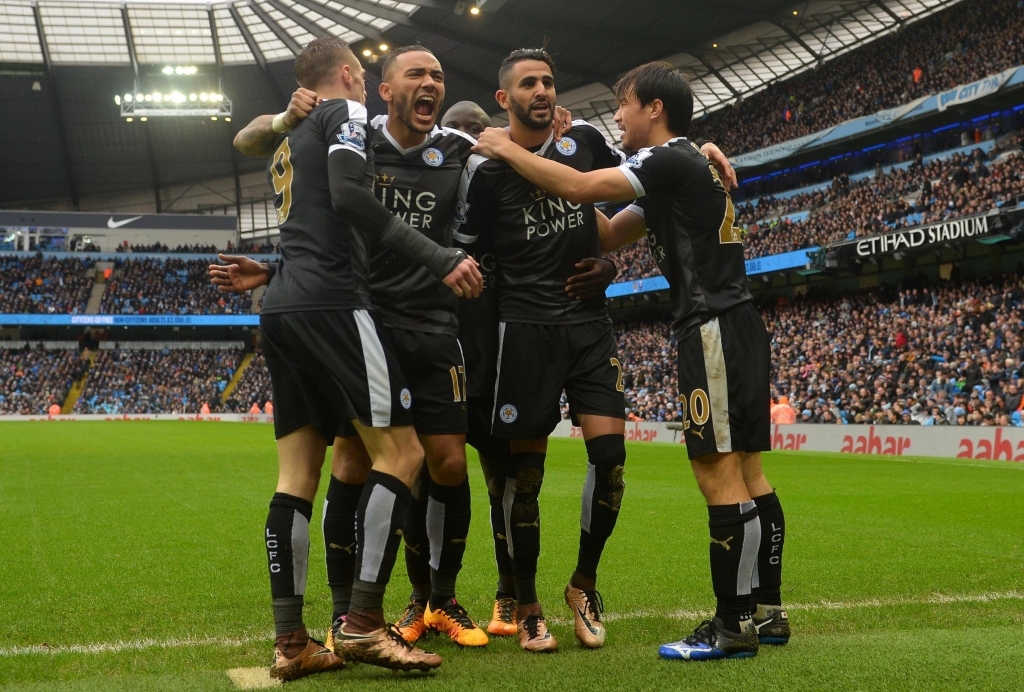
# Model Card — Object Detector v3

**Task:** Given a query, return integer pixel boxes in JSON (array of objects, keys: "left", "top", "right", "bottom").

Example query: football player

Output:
[{"left": 472, "top": 60, "right": 787, "bottom": 661}]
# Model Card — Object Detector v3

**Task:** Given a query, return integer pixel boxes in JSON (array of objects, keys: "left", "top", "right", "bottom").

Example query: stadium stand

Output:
[
  {"left": 605, "top": 273, "right": 1024, "bottom": 427},
  {"left": 0, "top": 255, "right": 94, "bottom": 314},
  {"left": 223, "top": 349, "right": 272, "bottom": 413},
  {"left": 690, "top": 0, "right": 1024, "bottom": 156},
  {"left": 0, "top": 345, "right": 87, "bottom": 415},
  {"left": 74, "top": 346, "right": 243, "bottom": 414},
  {"left": 117, "top": 242, "right": 234, "bottom": 254},
  {"left": 99, "top": 258, "right": 252, "bottom": 315},
  {"left": 608, "top": 136, "right": 1024, "bottom": 275}
]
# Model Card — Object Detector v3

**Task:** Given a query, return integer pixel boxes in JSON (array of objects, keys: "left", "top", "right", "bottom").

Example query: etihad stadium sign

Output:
[{"left": 853, "top": 214, "right": 990, "bottom": 258}]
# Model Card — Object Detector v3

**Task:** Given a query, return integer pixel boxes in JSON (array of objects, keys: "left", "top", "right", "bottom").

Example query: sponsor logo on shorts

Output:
[
  {"left": 499, "top": 404, "right": 518, "bottom": 423},
  {"left": 556, "top": 138, "right": 577, "bottom": 156},
  {"left": 400, "top": 388, "right": 412, "bottom": 409},
  {"left": 422, "top": 147, "right": 445, "bottom": 166}
]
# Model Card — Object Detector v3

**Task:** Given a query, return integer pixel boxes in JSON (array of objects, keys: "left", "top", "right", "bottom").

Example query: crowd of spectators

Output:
[
  {"left": 74, "top": 348, "right": 242, "bottom": 414},
  {"left": 608, "top": 141, "right": 1024, "bottom": 278},
  {"left": 690, "top": 0, "right": 1024, "bottom": 155},
  {"left": 767, "top": 272, "right": 1024, "bottom": 426},
  {"left": 741, "top": 145, "right": 1024, "bottom": 259},
  {"left": 0, "top": 255, "right": 94, "bottom": 314},
  {"left": 100, "top": 258, "right": 252, "bottom": 315},
  {"left": 240, "top": 240, "right": 278, "bottom": 254},
  {"left": 0, "top": 346, "right": 87, "bottom": 414},
  {"left": 223, "top": 350, "right": 273, "bottom": 414},
  {"left": 597, "top": 272, "right": 1024, "bottom": 427},
  {"left": 116, "top": 241, "right": 234, "bottom": 254}
]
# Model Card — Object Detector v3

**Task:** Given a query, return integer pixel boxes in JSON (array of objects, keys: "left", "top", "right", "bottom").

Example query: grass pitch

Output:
[{"left": 1, "top": 421, "right": 1021, "bottom": 691}]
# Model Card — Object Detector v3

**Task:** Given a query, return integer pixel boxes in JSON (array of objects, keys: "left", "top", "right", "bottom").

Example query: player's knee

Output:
[
  {"left": 586, "top": 434, "right": 626, "bottom": 512},
  {"left": 427, "top": 449, "right": 468, "bottom": 486}
]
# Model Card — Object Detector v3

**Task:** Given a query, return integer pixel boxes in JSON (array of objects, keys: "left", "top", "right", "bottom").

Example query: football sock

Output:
[
  {"left": 751, "top": 490, "right": 786, "bottom": 608},
  {"left": 488, "top": 487, "right": 516, "bottom": 598},
  {"left": 265, "top": 492, "right": 313, "bottom": 636},
  {"left": 504, "top": 451, "right": 545, "bottom": 606},
  {"left": 402, "top": 473, "right": 432, "bottom": 603},
  {"left": 707, "top": 500, "right": 760, "bottom": 632},
  {"left": 427, "top": 476, "right": 472, "bottom": 609},
  {"left": 349, "top": 470, "right": 411, "bottom": 625},
  {"left": 575, "top": 434, "right": 626, "bottom": 582},
  {"left": 322, "top": 476, "right": 362, "bottom": 622}
]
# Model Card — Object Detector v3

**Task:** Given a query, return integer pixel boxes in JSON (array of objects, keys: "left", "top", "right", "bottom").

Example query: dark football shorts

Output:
[
  {"left": 676, "top": 301, "right": 771, "bottom": 458},
  {"left": 466, "top": 395, "right": 510, "bottom": 460},
  {"left": 337, "top": 328, "right": 468, "bottom": 438},
  {"left": 491, "top": 320, "right": 626, "bottom": 439},
  {"left": 260, "top": 309, "right": 413, "bottom": 443}
]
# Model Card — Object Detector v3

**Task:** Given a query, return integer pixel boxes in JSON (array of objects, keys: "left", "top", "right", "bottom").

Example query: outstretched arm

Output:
[
  {"left": 472, "top": 128, "right": 636, "bottom": 205},
  {"left": 233, "top": 88, "right": 319, "bottom": 156}
]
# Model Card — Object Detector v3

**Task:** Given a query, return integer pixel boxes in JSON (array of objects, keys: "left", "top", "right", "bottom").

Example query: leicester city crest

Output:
[
  {"left": 556, "top": 138, "right": 577, "bottom": 156},
  {"left": 499, "top": 404, "right": 518, "bottom": 423},
  {"left": 400, "top": 388, "right": 412, "bottom": 409},
  {"left": 422, "top": 147, "right": 445, "bottom": 166}
]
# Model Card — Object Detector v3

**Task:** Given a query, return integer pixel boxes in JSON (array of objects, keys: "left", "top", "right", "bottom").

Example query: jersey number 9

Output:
[{"left": 272, "top": 138, "right": 294, "bottom": 225}]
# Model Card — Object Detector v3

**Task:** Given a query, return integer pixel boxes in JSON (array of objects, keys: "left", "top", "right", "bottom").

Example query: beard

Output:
[
  {"left": 394, "top": 91, "right": 437, "bottom": 135},
  {"left": 509, "top": 95, "right": 553, "bottom": 131}
]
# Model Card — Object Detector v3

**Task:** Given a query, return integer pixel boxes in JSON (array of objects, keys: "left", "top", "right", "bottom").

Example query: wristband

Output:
[{"left": 272, "top": 112, "right": 293, "bottom": 134}]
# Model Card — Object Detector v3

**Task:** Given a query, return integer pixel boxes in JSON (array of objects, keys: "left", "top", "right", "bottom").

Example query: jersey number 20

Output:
[{"left": 272, "top": 138, "right": 294, "bottom": 225}]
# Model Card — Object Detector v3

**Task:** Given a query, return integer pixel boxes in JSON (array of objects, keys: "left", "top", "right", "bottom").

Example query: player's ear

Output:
[
  {"left": 648, "top": 98, "right": 664, "bottom": 122},
  {"left": 379, "top": 80, "right": 392, "bottom": 103},
  {"left": 495, "top": 89, "right": 509, "bottom": 111}
]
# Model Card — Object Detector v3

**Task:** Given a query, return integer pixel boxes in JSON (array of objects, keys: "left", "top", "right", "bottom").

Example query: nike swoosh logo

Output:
[
  {"left": 754, "top": 620, "right": 770, "bottom": 632},
  {"left": 107, "top": 215, "right": 143, "bottom": 229},
  {"left": 575, "top": 605, "right": 600, "bottom": 635}
]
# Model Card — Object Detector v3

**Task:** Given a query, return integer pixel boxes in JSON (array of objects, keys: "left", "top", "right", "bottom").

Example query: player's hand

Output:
[
  {"left": 552, "top": 106, "right": 573, "bottom": 141},
  {"left": 472, "top": 127, "right": 513, "bottom": 159},
  {"left": 443, "top": 257, "right": 484, "bottom": 298},
  {"left": 209, "top": 254, "right": 271, "bottom": 293},
  {"left": 701, "top": 142, "right": 737, "bottom": 190},
  {"left": 566, "top": 257, "right": 617, "bottom": 300},
  {"left": 283, "top": 88, "right": 319, "bottom": 130}
]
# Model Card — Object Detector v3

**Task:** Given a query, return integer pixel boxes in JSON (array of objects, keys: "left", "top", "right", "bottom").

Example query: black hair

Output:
[
  {"left": 614, "top": 61, "right": 694, "bottom": 137},
  {"left": 498, "top": 48, "right": 556, "bottom": 90},
  {"left": 294, "top": 37, "right": 355, "bottom": 90},
  {"left": 381, "top": 44, "right": 436, "bottom": 82}
]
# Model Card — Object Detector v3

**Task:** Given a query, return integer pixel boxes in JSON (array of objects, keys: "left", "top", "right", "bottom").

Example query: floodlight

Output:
[{"left": 114, "top": 95, "right": 121, "bottom": 105}]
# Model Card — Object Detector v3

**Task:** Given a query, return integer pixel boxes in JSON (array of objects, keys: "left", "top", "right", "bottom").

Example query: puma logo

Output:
[
  {"left": 710, "top": 535, "right": 733, "bottom": 550},
  {"left": 496, "top": 532, "right": 507, "bottom": 541},
  {"left": 690, "top": 426, "right": 705, "bottom": 440},
  {"left": 450, "top": 538, "right": 466, "bottom": 544},
  {"left": 406, "top": 542, "right": 422, "bottom": 555},
  {"left": 395, "top": 528, "right": 404, "bottom": 538},
  {"left": 329, "top": 542, "right": 355, "bottom": 554},
  {"left": 515, "top": 518, "right": 540, "bottom": 529}
]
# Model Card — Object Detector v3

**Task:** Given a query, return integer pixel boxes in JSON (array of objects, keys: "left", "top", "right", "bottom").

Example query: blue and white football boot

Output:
[{"left": 658, "top": 617, "right": 759, "bottom": 661}]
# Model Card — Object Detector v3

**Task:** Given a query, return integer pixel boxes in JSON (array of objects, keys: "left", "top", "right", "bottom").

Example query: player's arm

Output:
[
  {"left": 233, "top": 89, "right": 319, "bottom": 156},
  {"left": 601, "top": 206, "right": 647, "bottom": 253},
  {"left": 473, "top": 127, "right": 636, "bottom": 204},
  {"left": 327, "top": 148, "right": 483, "bottom": 297}
]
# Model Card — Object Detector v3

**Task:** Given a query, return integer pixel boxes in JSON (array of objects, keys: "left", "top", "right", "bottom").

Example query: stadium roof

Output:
[{"left": 0, "top": 0, "right": 962, "bottom": 208}]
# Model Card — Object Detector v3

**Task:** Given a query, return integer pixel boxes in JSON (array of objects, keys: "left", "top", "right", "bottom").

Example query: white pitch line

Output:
[
  {"left": 227, "top": 667, "right": 281, "bottom": 689},
  {"left": 546, "top": 590, "right": 1024, "bottom": 626},
  {"left": 2, "top": 590, "right": 1021, "bottom": 658}
]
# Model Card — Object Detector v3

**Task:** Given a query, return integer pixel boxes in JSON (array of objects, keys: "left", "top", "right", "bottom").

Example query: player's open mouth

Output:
[
  {"left": 414, "top": 96, "right": 435, "bottom": 120},
  {"left": 531, "top": 101, "right": 551, "bottom": 116}
]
